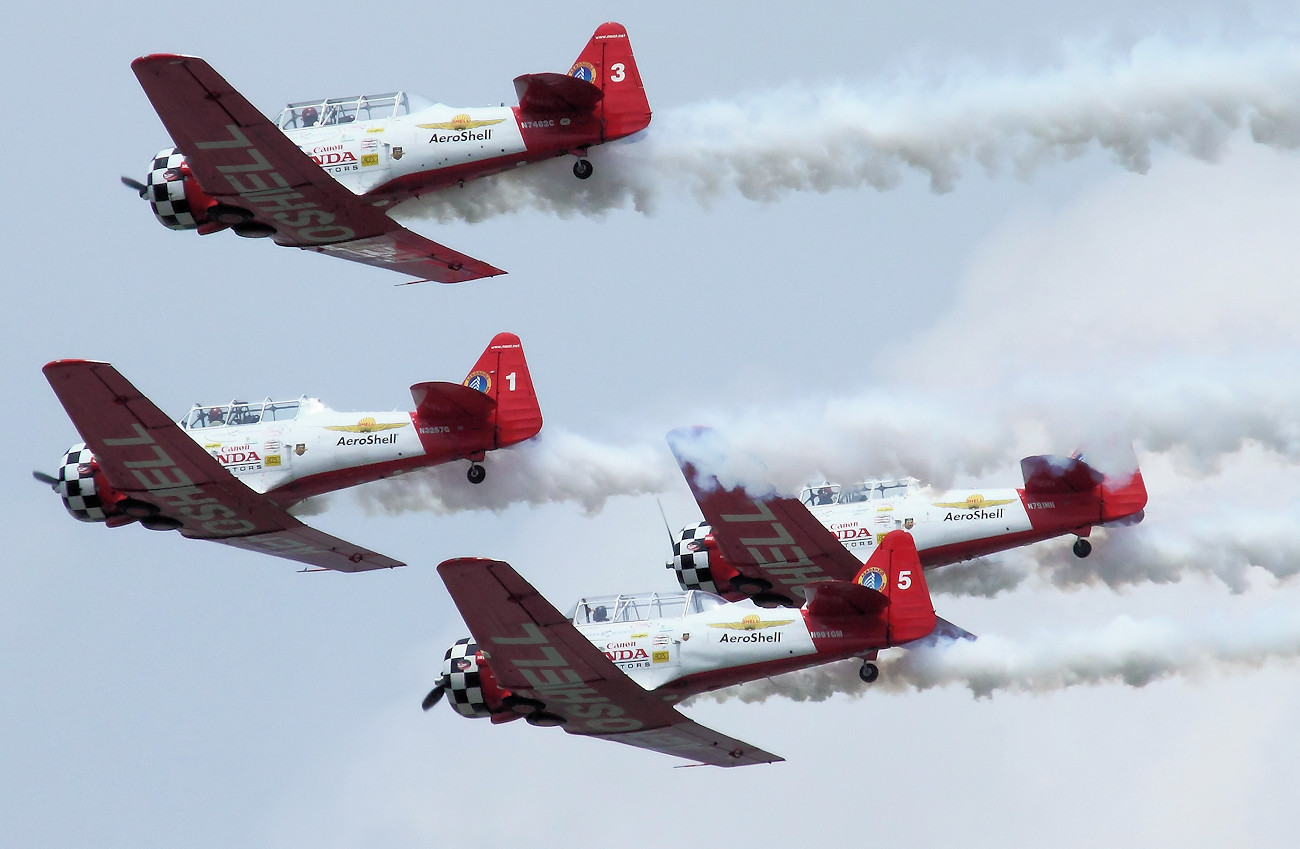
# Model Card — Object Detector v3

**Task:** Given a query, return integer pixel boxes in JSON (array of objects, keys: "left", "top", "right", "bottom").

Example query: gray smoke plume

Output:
[
  {"left": 688, "top": 606, "right": 1300, "bottom": 704},
  {"left": 398, "top": 39, "right": 1300, "bottom": 223}
]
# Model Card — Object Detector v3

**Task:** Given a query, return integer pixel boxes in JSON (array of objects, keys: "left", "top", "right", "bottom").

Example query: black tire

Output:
[
  {"left": 730, "top": 574, "right": 772, "bottom": 595},
  {"left": 858, "top": 662, "right": 879, "bottom": 684},
  {"left": 572, "top": 158, "right": 594, "bottom": 179},
  {"left": 525, "top": 711, "right": 567, "bottom": 728},
  {"left": 467, "top": 464, "right": 486, "bottom": 485},
  {"left": 208, "top": 204, "right": 253, "bottom": 225},
  {"left": 139, "top": 515, "right": 183, "bottom": 531},
  {"left": 232, "top": 221, "right": 276, "bottom": 239},
  {"left": 116, "top": 498, "right": 159, "bottom": 519},
  {"left": 1072, "top": 538, "right": 1092, "bottom": 558},
  {"left": 502, "top": 695, "right": 545, "bottom": 715},
  {"left": 751, "top": 592, "right": 795, "bottom": 609}
]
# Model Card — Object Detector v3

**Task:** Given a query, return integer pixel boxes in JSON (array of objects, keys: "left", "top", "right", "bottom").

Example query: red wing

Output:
[
  {"left": 131, "top": 54, "right": 503, "bottom": 283},
  {"left": 438, "top": 558, "right": 782, "bottom": 767},
  {"left": 43, "top": 360, "right": 402, "bottom": 572},
  {"left": 667, "top": 427, "right": 863, "bottom": 600}
]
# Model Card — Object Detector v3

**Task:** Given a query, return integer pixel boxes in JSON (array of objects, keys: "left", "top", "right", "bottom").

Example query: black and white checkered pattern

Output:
[
  {"left": 670, "top": 522, "right": 718, "bottom": 593},
  {"left": 57, "top": 443, "right": 106, "bottom": 522},
  {"left": 145, "top": 148, "right": 198, "bottom": 230},
  {"left": 442, "top": 638, "right": 490, "bottom": 718}
]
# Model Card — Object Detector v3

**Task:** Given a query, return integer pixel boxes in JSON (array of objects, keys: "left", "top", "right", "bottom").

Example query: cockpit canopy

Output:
[
  {"left": 275, "top": 92, "right": 410, "bottom": 130},
  {"left": 800, "top": 477, "right": 923, "bottom": 506},
  {"left": 568, "top": 590, "right": 725, "bottom": 625},
  {"left": 180, "top": 397, "right": 312, "bottom": 430}
]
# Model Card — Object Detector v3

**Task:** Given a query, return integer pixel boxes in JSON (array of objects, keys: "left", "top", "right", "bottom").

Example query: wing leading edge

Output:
[
  {"left": 131, "top": 53, "right": 503, "bottom": 283},
  {"left": 437, "top": 557, "right": 782, "bottom": 767},
  {"left": 43, "top": 359, "right": 402, "bottom": 572},
  {"left": 667, "top": 427, "right": 863, "bottom": 602}
]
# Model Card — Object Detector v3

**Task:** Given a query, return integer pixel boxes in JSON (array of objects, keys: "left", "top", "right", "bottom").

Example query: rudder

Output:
[
  {"left": 854, "top": 530, "right": 937, "bottom": 645},
  {"left": 568, "top": 22, "right": 651, "bottom": 140},
  {"left": 464, "top": 333, "right": 542, "bottom": 448}
]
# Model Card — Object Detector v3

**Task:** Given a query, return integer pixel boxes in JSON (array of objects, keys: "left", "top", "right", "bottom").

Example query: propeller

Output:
[
  {"left": 32, "top": 470, "right": 59, "bottom": 490},
  {"left": 120, "top": 175, "right": 148, "bottom": 198},
  {"left": 421, "top": 674, "right": 448, "bottom": 711}
]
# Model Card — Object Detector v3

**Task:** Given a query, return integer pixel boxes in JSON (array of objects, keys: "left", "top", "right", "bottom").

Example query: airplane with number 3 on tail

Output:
[
  {"left": 423, "top": 526, "right": 965, "bottom": 767},
  {"left": 125, "top": 23, "right": 650, "bottom": 282},
  {"left": 34, "top": 333, "right": 541, "bottom": 573}
]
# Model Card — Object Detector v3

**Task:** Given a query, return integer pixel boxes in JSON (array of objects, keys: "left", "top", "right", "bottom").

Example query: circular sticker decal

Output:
[
  {"left": 464, "top": 371, "right": 492, "bottom": 393},
  {"left": 569, "top": 61, "right": 595, "bottom": 82},
  {"left": 856, "top": 566, "right": 887, "bottom": 591}
]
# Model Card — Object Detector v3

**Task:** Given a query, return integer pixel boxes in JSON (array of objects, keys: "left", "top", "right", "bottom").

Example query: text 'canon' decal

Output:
[
  {"left": 717, "top": 498, "right": 829, "bottom": 588},
  {"left": 101, "top": 423, "right": 256, "bottom": 536},
  {"left": 194, "top": 124, "right": 355, "bottom": 243},
  {"left": 491, "top": 622, "right": 643, "bottom": 734}
]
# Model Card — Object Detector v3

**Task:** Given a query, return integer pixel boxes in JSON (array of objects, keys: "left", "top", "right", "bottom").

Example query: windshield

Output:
[
  {"left": 801, "top": 477, "right": 922, "bottom": 505},
  {"left": 568, "top": 590, "right": 725, "bottom": 625},
  {"left": 181, "top": 398, "right": 302, "bottom": 430},
  {"left": 275, "top": 92, "right": 410, "bottom": 130}
]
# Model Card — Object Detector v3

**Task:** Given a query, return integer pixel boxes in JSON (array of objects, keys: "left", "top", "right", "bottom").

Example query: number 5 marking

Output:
[
  {"left": 897, "top": 570, "right": 912, "bottom": 590},
  {"left": 610, "top": 62, "right": 626, "bottom": 83}
]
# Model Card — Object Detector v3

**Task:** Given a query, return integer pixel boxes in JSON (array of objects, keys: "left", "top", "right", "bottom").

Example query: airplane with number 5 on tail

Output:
[
  {"left": 34, "top": 333, "right": 541, "bottom": 573},
  {"left": 423, "top": 528, "right": 965, "bottom": 767},
  {"left": 666, "top": 427, "right": 1147, "bottom": 604},
  {"left": 126, "top": 23, "right": 650, "bottom": 282}
]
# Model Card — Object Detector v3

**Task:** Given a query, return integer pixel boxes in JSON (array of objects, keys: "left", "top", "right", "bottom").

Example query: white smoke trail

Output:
[
  {"left": 352, "top": 429, "right": 675, "bottom": 516},
  {"left": 688, "top": 605, "right": 1300, "bottom": 704},
  {"left": 398, "top": 39, "right": 1300, "bottom": 223}
]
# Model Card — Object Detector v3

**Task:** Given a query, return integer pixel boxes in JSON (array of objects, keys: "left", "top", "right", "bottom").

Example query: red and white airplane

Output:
[
  {"left": 127, "top": 22, "right": 650, "bottom": 282},
  {"left": 666, "top": 428, "right": 1148, "bottom": 605},
  {"left": 425, "top": 529, "right": 950, "bottom": 767},
  {"left": 35, "top": 333, "right": 541, "bottom": 572}
]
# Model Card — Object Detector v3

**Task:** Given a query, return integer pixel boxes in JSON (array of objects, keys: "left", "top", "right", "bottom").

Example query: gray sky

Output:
[{"left": 5, "top": 2, "right": 1300, "bottom": 847}]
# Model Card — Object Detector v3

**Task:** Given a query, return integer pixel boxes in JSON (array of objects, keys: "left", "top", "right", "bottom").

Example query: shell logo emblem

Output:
[
  {"left": 933, "top": 493, "right": 1016, "bottom": 509},
  {"left": 417, "top": 114, "right": 506, "bottom": 131},
  {"left": 325, "top": 417, "right": 409, "bottom": 433},
  {"left": 707, "top": 614, "right": 794, "bottom": 631}
]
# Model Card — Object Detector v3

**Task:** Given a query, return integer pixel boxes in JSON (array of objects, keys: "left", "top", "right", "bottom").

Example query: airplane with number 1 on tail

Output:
[
  {"left": 34, "top": 333, "right": 541, "bottom": 573},
  {"left": 126, "top": 22, "right": 650, "bottom": 282}
]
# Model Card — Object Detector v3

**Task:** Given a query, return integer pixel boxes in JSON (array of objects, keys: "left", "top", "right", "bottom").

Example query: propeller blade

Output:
[
  {"left": 32, "top": 470, "right": 59, "bottom": 489},
  {"left": 656, "top": 498, "right": 675, "bottom": 549},
  {"left": 421, "top": 676, "right": 447, "bottom": 711},
  {"left": 120, "top": 175, "right": 148, "bottom": 198}
]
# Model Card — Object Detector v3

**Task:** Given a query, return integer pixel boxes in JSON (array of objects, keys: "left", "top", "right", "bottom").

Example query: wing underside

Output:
[
  {"left": 43, "top": 359, "right": 402, "bottom": 572},
  {"left": 438, "top": 557, "right": 782, "bottom": 767},
  {"left": 132, "top": 53, "right": 503, "bottom": 283}
]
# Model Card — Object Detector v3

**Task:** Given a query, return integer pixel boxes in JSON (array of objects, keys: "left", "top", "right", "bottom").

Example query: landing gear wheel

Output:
[
  {"left": 139, "top": 515, "right": 183, "bottom": 531},
  {"left": 502, "top": 695, "right": 545, "bottom": 715},
  {"left": 117, "top": 498, "right": 159, "bottom": 519},
  {"left": 572, "top": 158, "right": 593, "bottom": 179},
  {"left": 751, "top": 592, "right": 795, "bottom": 609},
  {"left": 208, "top": 204, "right": 253, "bottom": 226},
  {"left": 525, "top": 711, "right": 567, "bottom": 728},
  {"left": 232, "top": 221, "right": 276, "bottom": 238},
  {"left": 858, "top": 662, "right": 879, "bottom": 684},
  {"left": 1072, "top": 538, "right": 1092, "bottom": 558},
  {"left": 729, "top": 575, "right": 772, "bottom": 596},
  {"left": 467, "top": 464, "right": 486, "bottom": 485}
]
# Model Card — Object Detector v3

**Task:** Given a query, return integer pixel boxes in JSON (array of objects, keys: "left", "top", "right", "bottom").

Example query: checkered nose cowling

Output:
[
  {"left": 442, "top": 639, "right": 491, "bottom": 718},
  {"left": 669, "top": 522, "right": 719, "bottom": 593},
  {"left": 145, "top": 148, "right": 200, "bottom": 231},
  {"left": 56, "top": 443, "right": 107, "bottom": 523}
]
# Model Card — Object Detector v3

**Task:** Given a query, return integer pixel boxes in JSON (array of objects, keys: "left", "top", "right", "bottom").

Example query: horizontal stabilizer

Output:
[
  {"left": 1020, "top": 454, "right": 1105, "bottom": 494},
  {"left": 513, "top": 72, "right": 604, "bottom": 113},
  {"left": 410, "top": 381, "right": 496, "bottom": 423},
  {"left": 805, "top": 580, "right": 888, "bottom": 619}
]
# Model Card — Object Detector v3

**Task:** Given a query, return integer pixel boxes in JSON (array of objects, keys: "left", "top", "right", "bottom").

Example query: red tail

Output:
[
  {"left": 855, "top": 531, "right": 936, "bottom": 645},
  {"left": 568, "top": 22, "right": 651, "bottom": 140},
  {"left": 463, "top": 332, "right": 542, "bottom": 448}
]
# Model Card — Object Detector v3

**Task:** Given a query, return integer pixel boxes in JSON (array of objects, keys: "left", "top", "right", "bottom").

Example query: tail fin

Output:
[
  {"left": 1099, "top": 446, "right": 1147, "bottom": 525},
  {"left": 855, "top": 530, "right": 937, "bottom": 645},
  {"left": 568, "top": 22, "right": 651, "bottom": 140},
  {"left": 463, "top": 332, "right": 542, "bottom": 448}
]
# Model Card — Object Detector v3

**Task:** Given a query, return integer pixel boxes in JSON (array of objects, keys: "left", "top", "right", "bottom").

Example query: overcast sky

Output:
[{"left": 5, "top": 2, "right": 1300, "bottom": 848}]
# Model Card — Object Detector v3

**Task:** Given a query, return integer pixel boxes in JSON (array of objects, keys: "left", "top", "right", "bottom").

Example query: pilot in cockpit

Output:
[{"left": 301, "top": 106, "right": 319, "bottom": 127}]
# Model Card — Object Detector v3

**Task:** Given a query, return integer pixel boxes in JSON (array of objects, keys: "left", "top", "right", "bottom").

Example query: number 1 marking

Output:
[{"left": 506, "top": 372, "right": 517, "bottom": 391}]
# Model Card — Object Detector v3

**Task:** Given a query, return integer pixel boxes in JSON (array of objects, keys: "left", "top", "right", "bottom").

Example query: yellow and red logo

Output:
[{"left": 417, "top": 114, "right": 505, "bottom": 131}]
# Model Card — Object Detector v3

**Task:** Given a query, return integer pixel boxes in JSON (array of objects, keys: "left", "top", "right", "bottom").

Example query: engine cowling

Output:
[
  {"left": 145, "top": 148, "right": 214, "bottom": 231},
  {"left": 668, "top": 522, "right": 740, "bottom": 595},
  {"left": 56, "top": 442, "right": 109, "bottom": 522},
  {"left": 441, "top": 638, "right": 503, "bottom": 719}
]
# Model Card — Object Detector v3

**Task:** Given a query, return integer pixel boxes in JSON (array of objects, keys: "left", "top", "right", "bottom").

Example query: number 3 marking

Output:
[
  {"left": 897, "top": 570, "right": 912, "bottom": 590},
  {"left": 610, "top": 63, "right": 626, "bottom": 83}
]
